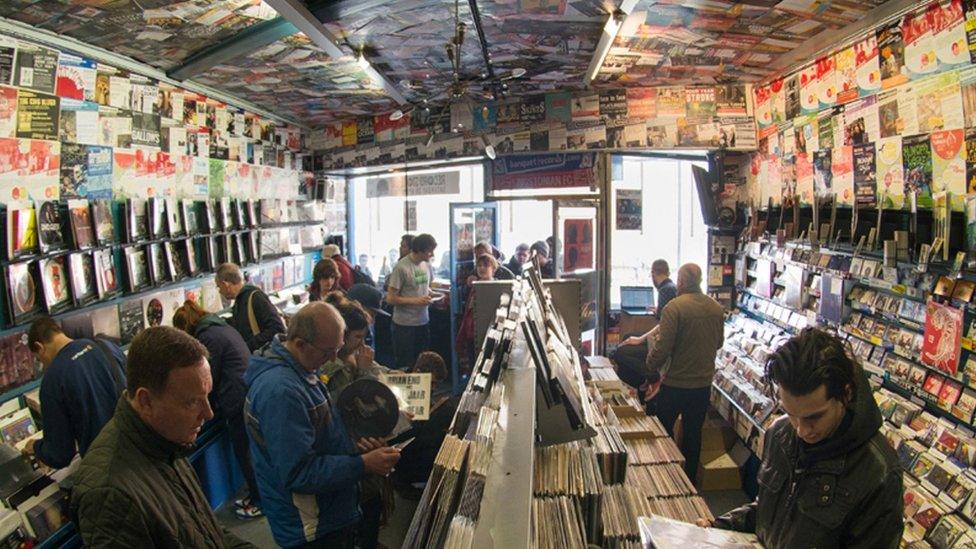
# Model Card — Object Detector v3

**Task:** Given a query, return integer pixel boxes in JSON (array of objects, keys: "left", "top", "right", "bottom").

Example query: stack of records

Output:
[
  {"left": 626, "top": 464, "right": 696, "bottom": 498},
  {"left": 592, "top": 426, "right": 628, "bottom": 484},
  {"left": 624, "top": 437, "right": 685, "bottom": 465},
  {"left": 600, "top": 484, "right": 653, "bottom": 547},
  {"left": 615, "top": 415, "right": 668, "bottom": 438},
  {"left": 35, "top": 202, "right": 65, "bottom": 254},
  {"left": 403, "top": 435, "right": 472, "bottom": 549},
  {"left": 645, "top": 495, "right": 714, "bottom": 524},
  {"left": 531, "top": 496, "right": 587, "bottom": 549}
]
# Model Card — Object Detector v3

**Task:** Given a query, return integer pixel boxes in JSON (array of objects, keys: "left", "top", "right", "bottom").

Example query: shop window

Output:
[
  {"left": 610, "top": 155, "right": 708, "bottom": 309},
  {"left": 348, "top": 164, "right": 484, "bottom": 280}
]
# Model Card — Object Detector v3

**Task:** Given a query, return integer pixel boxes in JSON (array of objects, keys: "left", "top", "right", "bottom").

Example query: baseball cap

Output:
[
  {"left": 322, "top": 244, "right": 341, "bottom": 257},
  {"left": 347, "top": 283, "right": 391, "bottom": 317}
]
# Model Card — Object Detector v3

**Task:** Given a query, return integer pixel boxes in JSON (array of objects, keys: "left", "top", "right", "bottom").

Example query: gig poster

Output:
[
  {"left": 0, "top": 37, "right": 13, "bottom": 86},
  {"left": 16, "top": 90, "right": 59, "bottom": 141},
  {"left": 853, "top": 142, "right": 877, "bottom": 207},
  {"left": 12, "top": 43, "right": 57, "bottom": 93},
  {"left": 0, "top": 137, "right": 60, "bottom": 201},
  {"left": 615, "top": 189, "right": 642, "bottom": 231},
  {"left": 56, "top": 54, "right": 96, "bottom": 102},
  {"left": 0, "top": 86, "right": 15, "bottom": 138},
  {"left": 562, "top": 218, "right": 593, "bottom": 272},
  {"left": 922, "top": 300, "right": 963, "bottom": 376}
]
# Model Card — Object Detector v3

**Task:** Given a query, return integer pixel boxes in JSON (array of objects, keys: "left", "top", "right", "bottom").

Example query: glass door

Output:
[
  {"left": 449, "top": 202, "right": 500, "bottom": 393},
  {"left": 553, "top": 200, "right": 601, "bottom": 355}
]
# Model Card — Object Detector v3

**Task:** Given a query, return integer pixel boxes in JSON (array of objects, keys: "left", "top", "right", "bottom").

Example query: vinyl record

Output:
[
  {"left": 145, "top": 298, "right": 163, "bottom": 327},
  {"left": 11, "top": 266, "right": 35, "bottom": 314},
  {"left": 337, "top": 378, "right": 399, "bottom": 438}
]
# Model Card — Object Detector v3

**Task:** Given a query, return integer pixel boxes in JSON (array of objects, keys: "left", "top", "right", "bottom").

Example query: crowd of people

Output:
[{"left": 24, "top": 233, "right": 478, "bottom": 548}]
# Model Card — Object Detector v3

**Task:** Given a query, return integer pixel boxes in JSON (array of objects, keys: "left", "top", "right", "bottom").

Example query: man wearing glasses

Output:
[{"left": 243, "top": 302, "right": 401, "bottom": 549}]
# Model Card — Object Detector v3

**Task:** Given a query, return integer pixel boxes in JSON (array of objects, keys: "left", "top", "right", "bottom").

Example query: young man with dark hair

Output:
[
  {"left": 216, "top": 262, "right": 286, "bottom": 351},
  {"left": 386, "top": 233, "right": 441, "bottom": 371},
  {"left": 709, "top": 328, "right": 903, "bottom": 548},
  {"left": 71, "top": 327, "right": 253, "bottom": 548},
  {"left": 506, "top": 243, "right": 531, "bottom": 277},
  {"left": 244, "top": 302, "right": 400, "bottom": 548},
  {"left": 24, "top": 316, "right": 126, "bottom": 468},
  {"left": 530, "top": 240, "right": 555, "bottom": 278},
  {"left": 612, "top": 259, "right": 678, "bottom": 393},
  {"left": 644, "top": 263, "right": 724, "bottom": 482}
]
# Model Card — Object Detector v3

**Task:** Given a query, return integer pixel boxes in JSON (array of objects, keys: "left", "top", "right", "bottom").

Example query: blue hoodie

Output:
[{"left": 243, "top": 336, "right": 363, "bottom": 548}]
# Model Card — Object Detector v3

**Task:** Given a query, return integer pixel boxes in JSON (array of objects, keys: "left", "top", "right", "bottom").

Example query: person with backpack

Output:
[
  {"left": 216, "top": 263, "right": 286, "bottom": 352},
  {"left": 23, "top": 316, "right": 126, "bottom": 468},
  {"left": 323, "top": 244, "right": 360, "bottom": 290}
]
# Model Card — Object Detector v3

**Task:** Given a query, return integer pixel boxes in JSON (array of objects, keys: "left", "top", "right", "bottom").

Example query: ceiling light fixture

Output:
[{"left": 583, "top": 0, "right": 640, "bottom": 85}]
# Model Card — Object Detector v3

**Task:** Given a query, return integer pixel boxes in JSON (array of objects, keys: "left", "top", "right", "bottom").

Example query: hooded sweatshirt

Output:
[
  {"left": 194, "top": 314, "right": 249, "bottom": 418},
  {"left": 715, "top": 365, "right": 904, "bottom": 548}
]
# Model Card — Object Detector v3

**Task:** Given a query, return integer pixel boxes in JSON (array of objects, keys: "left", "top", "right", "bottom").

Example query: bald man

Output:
[
  {"left": 243, "top": 302, "right": 401, "bottom": 549},
  {"left": 644, "top": 263, "right": 725, "bottom": 483}
]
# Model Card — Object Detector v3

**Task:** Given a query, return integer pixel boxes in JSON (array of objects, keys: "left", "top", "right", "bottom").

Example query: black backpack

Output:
[{"left": 351, "top": 267, "right": 376, "bottom": 287}]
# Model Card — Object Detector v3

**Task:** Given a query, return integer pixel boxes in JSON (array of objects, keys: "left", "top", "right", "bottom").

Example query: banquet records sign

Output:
[
  {"left": 365, "top": 170, "right": 461, "bottom": 198},
  {"left": 490, "top": 152, "right": 597, "bottom": 191}
]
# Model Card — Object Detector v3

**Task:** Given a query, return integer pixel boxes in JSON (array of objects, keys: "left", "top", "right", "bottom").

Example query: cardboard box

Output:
[{"left": 698, "top": 452, "right": 742, "bottom": 491}]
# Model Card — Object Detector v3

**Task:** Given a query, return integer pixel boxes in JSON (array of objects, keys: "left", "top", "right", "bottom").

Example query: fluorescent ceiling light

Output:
[{"left": 584, "top": 15, "right": 622, "bottom": 84}]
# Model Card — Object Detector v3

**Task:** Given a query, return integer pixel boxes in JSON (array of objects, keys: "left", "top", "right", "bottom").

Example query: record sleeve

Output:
[
  {"left": 90, "top": 199, "right": 115, "bottom": 246},
  {"left": 165, "top": 198, "right": 184, "bottom": 237},
  {"left": 118, "top": 298, "right": 144, "bottom": 345},
  {"left": 38, "top": 256, "right": 71, "bottom": 314},
  {"left": 182, "top": 200, "right": 198, "bottom": 235},
  {"left": 164, "top": 240, "right": 188, "bottom": 281},
  {"left": 233, "top": 199, "right": 246, "bottom": 228},
  {"left": 5, "top": 262, "right": 40, "bottom": 324},
  {"left": 123, "top": 246, "right": 150, "bottom": 292},
  {"left": 68, "top": 251, "right": 97, "bottom": 307},
  {"left": 201, "top": 200, "right": 218, "bottom": 233},
  {"left": 147, "top": 198, "right": 167, "bottom": 240},
  {"left": 93, "top": 248, "right": 118, "bottom": 299},
  {"left": 219, "top": 197, "right": 233, "bottom": 230},
  {"left": 67, "top": 199, "right": 94, "bottom": 250},
  {"left": 35, "top": 201, "right": 65, "bottom": 254},
  {"left": 125, "top": 198, "right": 148, "bottom": 243},
  {"left": 147, "top": 242, "right": 169, "bottom": 285},
  {"left": 184, "top": 238, "right": 199, "bottom": 276},
  {"left": 143, "top": 294, "right": 164, "bottom": 328},
  {"left": 6, "top": 205, "right": 38, "bottom": 260}
]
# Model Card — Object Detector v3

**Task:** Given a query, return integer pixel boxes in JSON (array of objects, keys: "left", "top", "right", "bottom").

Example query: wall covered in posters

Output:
[
  {"left": 742, "top": 0, "right": 976, "bottom": 213},
  {"left": 0, "top": 31, "right": 310, "bottom": 204},
  {"left": 314, "top": 82, "right": 756, "bottom": 170}
]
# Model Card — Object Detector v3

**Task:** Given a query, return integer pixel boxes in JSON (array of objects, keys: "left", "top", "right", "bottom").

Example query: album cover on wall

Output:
[
  {"left": 219, "top": 198, "right": 234, "bottom": 231},
  {"left": 36, "top": 201, "right": 65, "bottom": 254},
  {"left": 68, "top": 251, "right": 97, "bottom": 307},
  {"left": 164, "top": 240, "right": 188, "bottom": 281},
  {"left": 123, "top": 246, "right": 150, "bottom": 293},
  {"left": 6, "top": 204, "right": 38, "bottom": 260},
  {"left": 147, "top": 242, "right": 169, "bottom": 285},
  {"left": 38, "top": 256, "right": 72, "bottom": 314},
  {"left": 182, "top": 200, "right": 198, "bottom": 235},
  {"left": 118, "top": 298, "right": 144, "bottom": 346},
  {"left": 67, "top": 199, "right": 94, "bottom": 250},
  {"left": 90, "top": 200, "right": 115, "bottom": 246},
  {"left": 165, "top": 198, "right": 184, "bottom": 237},
  {"left": 5, "top": 262, "right": 40, "bottom": 325},
  {"left": 126, "top": 198, "right": 148, "bottom": 243},
  {"left": 147, "top": 198, "right": 168, "bottom": 240},
  {"left": 93, "top": 248, "right": 118, "bottom": 299}
]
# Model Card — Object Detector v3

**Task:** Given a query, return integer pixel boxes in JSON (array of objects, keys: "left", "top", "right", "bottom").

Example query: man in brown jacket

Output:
[{"left": 645, "top": 263, "right": 725, "bottom": 482}]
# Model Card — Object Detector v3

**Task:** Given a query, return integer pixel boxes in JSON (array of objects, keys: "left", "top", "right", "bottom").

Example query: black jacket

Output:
[
  {"left": 195, "top": 314, "right": 249, "bottom": 419},
  {"left": 505, "top": 257, "right": 524, "bottom": 277},
  {"left": 71, "top": 398, "right": 253, "bottom": 548},
  {"left": 655, "top": 278, "right": 677, "bottom": 317},
  {"left": 230, "top": 284, "right": 285, "bottom": 351},
  {"left": 715, "top": 365, "right": 903, "bottom": 548}
]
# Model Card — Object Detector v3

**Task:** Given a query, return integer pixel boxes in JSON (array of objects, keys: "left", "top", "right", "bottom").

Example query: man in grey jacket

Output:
[
  {"left": 708, "top": 328, "right": 903, "bottom": 549},
  {"left": 644, "top": 263, "right": 724, "bottom": 481}
]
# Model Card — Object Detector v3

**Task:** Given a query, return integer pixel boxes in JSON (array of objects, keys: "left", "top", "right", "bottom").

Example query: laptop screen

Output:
[{"left": 620, "top": 286, "right": 655, "bottom": 309}]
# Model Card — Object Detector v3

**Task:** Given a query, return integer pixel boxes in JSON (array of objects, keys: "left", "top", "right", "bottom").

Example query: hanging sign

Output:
[{"left": 489, "top": 152, "right": 596, "bottom": 192}]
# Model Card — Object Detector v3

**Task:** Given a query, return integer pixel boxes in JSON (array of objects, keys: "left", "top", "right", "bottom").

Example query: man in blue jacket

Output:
[
  {"left": 244, "top": 302, "right": 400, "bottom": 548},
  {"left": 24, "top": 316, "right": 126, "bottom": 468}
]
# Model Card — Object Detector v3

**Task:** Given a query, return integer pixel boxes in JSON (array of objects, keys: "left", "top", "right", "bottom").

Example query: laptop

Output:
[{"left": 620, "top": 286, "right": 655, "bottom": 315}]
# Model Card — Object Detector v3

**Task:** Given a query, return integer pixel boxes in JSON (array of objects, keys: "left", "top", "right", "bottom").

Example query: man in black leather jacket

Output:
[{"left": 710, "top": 328, "right": 903, "bottom": 548}]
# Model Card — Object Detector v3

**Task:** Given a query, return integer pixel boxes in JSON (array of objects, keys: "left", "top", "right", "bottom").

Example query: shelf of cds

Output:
[
  {"left": 717, "top": 230, "right": 976, "bottom": 546},
  {"left": 406, "top": 268, "right": 711, "bottom": 549}
]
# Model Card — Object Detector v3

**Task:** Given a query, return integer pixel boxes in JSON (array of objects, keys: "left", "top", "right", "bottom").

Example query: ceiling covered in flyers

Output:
[{"left": 0, "top": 0, "right": 900, "bottom": 128}]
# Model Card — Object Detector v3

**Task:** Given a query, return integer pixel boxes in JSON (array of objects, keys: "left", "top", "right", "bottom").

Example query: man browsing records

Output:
[
  {"left": 385, "top": 233, "right": 440, "bottom": 371},
  {"left": 216, "top": 262, "right": 286, "bottom": 351},
  {"left": 25, "top": 316, "right": 126, "bottom": 468},
  {"left": 706, "top": 329, "right": 903, "bottom": 548}
]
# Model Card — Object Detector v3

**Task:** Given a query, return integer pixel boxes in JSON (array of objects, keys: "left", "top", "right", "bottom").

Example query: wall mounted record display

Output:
[
  {"left": 165, "top": 198, "right": 184, "bottom": 237},
  {"left": 147, "top": 242, "right": 170, "bottom": 285},
  {"left": 164, "top": 240, "right": 188, "bottom": 281},
  {"left": 67, "top": 199, "right": 94, "bottom": 250},
  {"left": 147, "top": 198, "right": 168, "bottom": 240},
  {"left": 93, "top": 248, "right": 119, "bottom": 299},
  {"left": 68, "top": 252, "right": 97, "bottom": 307},
  {"left": 125, "top": 198, "right": 148, "bottom": 243},
  {"left": 90, "top": 200, "right": 115, "bottom": 246},
  {"left": 36, "top": 201, "right": 65, "bottom": 254},
  {"left": 184, "top": 239, "right": 200, "bottom": 276},
  {"left": 123, "top": 246, "right": 150, "bottom": 293},
  {"left": 182, "top": 200, "right": 199, "bottom": 235},
  {"left": 5, "top": 261, "right": 40, "bottom": 325},
  {"left": 6, "top": 205, "right": 38, "bottom": 261},
  {"left": 38, "top": 256, "right": 71, "bottom": 314}
]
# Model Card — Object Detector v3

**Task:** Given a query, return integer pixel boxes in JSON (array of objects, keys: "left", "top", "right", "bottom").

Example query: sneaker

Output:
[
  {"left": 233, "top": 496, "right": 250, "bottom": 509},
  {"left": 234, "top": 504, "right": 263, "bottom": 520}
]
